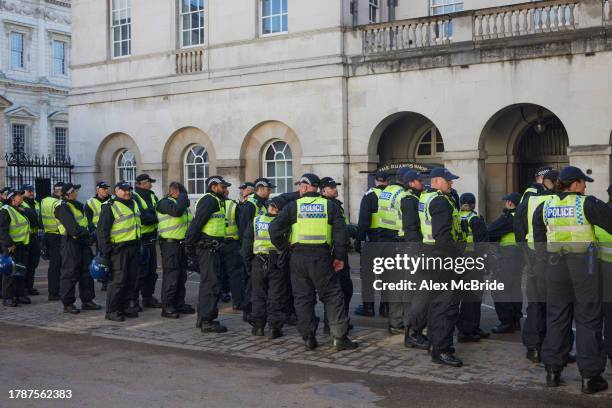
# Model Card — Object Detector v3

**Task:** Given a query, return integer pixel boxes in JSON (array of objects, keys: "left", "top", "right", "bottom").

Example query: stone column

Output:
[
  {"left": 347, "top": 154, "right": 379, "bottom": 223},
  {"left": 443, "top": 150, "right": 487, "bottom": 217},
  {"left": 568, "top": 144, "right": 611, "bottom": 201},
  {"left": 0, "top": 96, "right": 13, "bottom": 184}
]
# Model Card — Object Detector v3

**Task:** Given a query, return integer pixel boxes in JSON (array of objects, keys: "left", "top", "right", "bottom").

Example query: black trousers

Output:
[
  {"left": 493, "top": 245, "right": 523, "bottom": 325},
  {"left": 251, "top": 255, "right": 288, "bottom": 328},
  {"left": 456, "top": 267, "right": 484, "bottom": 335},
  {"left": 324, "top": 255, "right": 353, "bottom": 327},
  {"left": 2, "top": 244, "right": 28, "bottom": 299},
  {"left": 603, "top": 260, "right": 612, "bottom": 356},
  {"left": 45, "top": 233, "right": 62, "bottom": 297},
  {"left": 106, "top": 243, "right": 139, "bottom": 313},
  {"left": 219, "top": 240, "right": 244, "bottom": 307},
  {"left": 136, "top": 238, "right": 158, "bottom": 300},
  {"left": 522, "top": 248, "right": 548, "bottom": 350},
  {"left": 290, "top": 248, "right": 348, "bottom": 339},
  {"left": 60, "top": 237, "right": 95, "bottom": 306},
  {"left": 541, "top": 253, "right": 605, "bottom": 378},
  {"left": 197, "top": 246, "right": 221, "bottom": 322},
  {"left": 159, "top": 239, "right": 187, "bottom": 309},
  {"left": 26, "top": 233, "right": 40, "bottom": 290},
  {"left": 428, "top": 275, "right": 460, "bottom": 352}
]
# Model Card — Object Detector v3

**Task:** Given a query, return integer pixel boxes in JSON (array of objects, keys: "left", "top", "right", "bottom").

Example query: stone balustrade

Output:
[{"left": 175, "top": 48, "right": 205, "bottom": 74}]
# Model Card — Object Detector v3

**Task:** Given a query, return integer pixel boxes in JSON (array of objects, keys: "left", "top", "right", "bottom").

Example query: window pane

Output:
[
  {"left": 286, "top": 161, "right": 292, "bottom": 177},
  {"left": 282, "top": 14, "right": 288, "bottom": 31},
  {"left": 262, "top": 17, "right": 271, "bottom": 34},
  {"left": 263, "top": 0, "right": 271, "bottom": 17},
  {"left": 266, "top": 162, "right": 275, "bottom": 177},
  {"left": 417, "top": 144, "right": 431, "bottom": 156},
  {"left": 277, "top": 163, "right": 285, "bottom": 177},
  {"left": 196, "top": 179, "right": 205, "bottom": 194},
  {"left": 272, "top": 16, "right": 281, "bottom": 33},
  {"left": 272, "top": 0, "right": 280, "bottom": 15},
  {"left": 421, "top": 131, "right": 432, "bottom": 143},
  {"left": 282, "top": 0, "right": 287, "bottom": 13}
]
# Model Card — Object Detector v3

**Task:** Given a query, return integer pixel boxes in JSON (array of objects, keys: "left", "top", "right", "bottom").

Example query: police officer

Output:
[
  {"left": 356, "top": 170, "right": 398, "bottom": 318},
  {"left": 0, "top": 188, "right": 30, "bottom": 306},
  {"left": 41, "top": 182, "right": 64, "bottom": 301},
  {"left": 156, "top": 181, "right": 195, "bottom": 318},
  {"left": 20, "top": 184, "right": 41, "bottom": 296},
  {"left": 418, "top": 167, "right": 464, "bottom": 367},
  {"left": 517, "top": 169, "right": 558, "bottom": 362},
  {"left": 456, "top": 193, "right": 489, "bottom": 342},
  {"left": 185, "top": 176, "right": 231, "bottom": 334},
  {"left": 241, "top": 196, "right": 289, "bottom": 339},
  {"left": 269, "top": 173, "right": 358, "bottom": 351},
  {"left": 532, "top": 166, "right": 612, "bottom": 393},
  {"left": 55, "top": 183, "right": 99, "bottom": 314},
  {"left": 319, "top": 177, "right": 354, "bottom": 334},
  {"left": 238, "top": 182, "right": 255, "bottom": 203},
  {"left": 487, "top": 192, "right": 523, "bottom": 334},
  {"left": 595, "top": 184, "right": 612, "bottom": 367},
  {"left": 85, "top": 181, "right": 111, "bottom": 290},
  {"left": 133, "top": 174, "right": 161, "bottom": 309},
  {"left": 97, "top": 182, "right": 142, "bottom": 321},
  {"left": 219, "top": 188, "right": 244, "bottom": 308}
]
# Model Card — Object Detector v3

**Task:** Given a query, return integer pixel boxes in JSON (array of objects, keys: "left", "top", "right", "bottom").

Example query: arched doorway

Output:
[{"left": 481, "top": 104, "right": 569, "bottom": 217}]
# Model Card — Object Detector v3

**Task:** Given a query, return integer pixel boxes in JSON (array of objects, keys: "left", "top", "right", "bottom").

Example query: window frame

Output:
[
  {"left": 115, "top": 149, "right": 137, "bottom": 186},
  {"left": 179, "top": 0, "right": 206, "bottom": 49},
  {"left": 369, "top": 0, "right": 379, "bottom": 24},
  {"left": 54, "top": 127, "right": 68, "bottom": 160},
  {"left": 430, "top": 0, "right": 464, "bottom": 16},
  {"left": 9, "top": 32, "right": 25, "bottom": 70},
  {"left": 263, "top": 140, "right": 293, "bottom": 195},
  {"left": 260, "top": 0, "right": 289, "bottom": 38},
  {"left": 11, "top": 123, "right": 28, "bottom": 154},
  {"left": 415, "top": 126, "right": 445, "bottom": 158},
  {"left": 110, "top": 0, "right": 132, "bottom": 59},
  {"left": 52, "top": 40, "right": 67, "bottom": 76},
  {"left": 183, "top": 144, "right": 209, "bottom": 198}
]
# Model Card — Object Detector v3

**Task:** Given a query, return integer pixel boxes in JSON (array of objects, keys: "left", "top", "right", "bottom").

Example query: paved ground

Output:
[{"left": 0, "top": 255, "right": 611, "bottom": 407}]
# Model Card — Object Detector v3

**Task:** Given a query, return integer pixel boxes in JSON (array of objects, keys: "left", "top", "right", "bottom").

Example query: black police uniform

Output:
[
  {"left": 487, "top": 207, "right": 523, "bottom": 329},
  {"left": 185, "top": 191, "right": 226, "bottom": 328},
  {"left": 269, "top": 192, "right": 350, "bottom": 343},
  {"left": 134, "top": 186, "right": 160, "bottom": 307},
  {"left": 219, "top": 201, "right": 244, "bottom": 309},
  {"left": 21, "top": 197, "right": 40, "bottom": 295},
  {"left": 97, "top": 196, "right": 140, "bottom": 317},
  {"left": 55, "top": 199, "right": 96, "bottom": 309},
  {"left": 85, "top": 194, "right": 110, "bottom": 289},
  {"left": 45, "top": 191, "right": 64, "bottom": 299},
  {"left": 532, "top": 192, "right": 612, "bottom": 383},
  {"left": 156, "top": 190, "right": 191, "bottom": 313},
  {"left": 0, "top": 204, "right": 29, "bottom": 305}
]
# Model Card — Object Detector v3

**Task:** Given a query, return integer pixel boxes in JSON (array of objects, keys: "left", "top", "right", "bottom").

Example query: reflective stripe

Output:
[
  {"left": 110, "top": 225, "right": 139, "bottom": 236},
  {"left": 2, "top": 205, "right": 30, "bottom": 244},
  {"left": 111, "top": 203, "right": 136, "bottom": 221},
  {"left": 157, "top": 224, "right": 183, "bottom": 234},
  {"left": 296, "top": 234, "right": 327, "bottom": 241},
  {"left": 547, "top": 225, "right": 593, "bottom": 233}
]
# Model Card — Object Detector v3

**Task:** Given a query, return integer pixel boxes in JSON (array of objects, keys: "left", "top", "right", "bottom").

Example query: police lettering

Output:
[
  {"left": 379, "top": 192, "right": 392, "bottom": 200},
  {"left": 546, "top": 206, "right": 575, "bottom": 218},
  {"left": 256, "top": 222, "right": 269, "bottom": 231},
  {"left": 300, "top": 204, "right": 324, "bottom": 213}
]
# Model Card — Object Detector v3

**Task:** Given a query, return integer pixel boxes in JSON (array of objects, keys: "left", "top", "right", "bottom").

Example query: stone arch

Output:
[{"left": 95, "top": 132, "right": 142, "bottom": 186}]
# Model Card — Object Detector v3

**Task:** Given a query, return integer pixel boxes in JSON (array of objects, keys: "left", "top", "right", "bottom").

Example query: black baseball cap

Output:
[
  {"left": 320, "top": 177, "right": 341, "bottom": 189},
  {"left": 53, "top": 182, "right": 65, "bottom": 189},
  {"left": 543, "top": 170, "right": 559, "bottom": 182},
  {"left": 459, "top": 193, "right": 476, "bottom": 205},
  {"left": 375, "top": 171, "right": 389, "bottom": 182},
  {"left": 559, "top": 166, "right": 593, "bottom": 183},
  {"left": 114, "top": 181, "right": 133, "bottom": 191},
  {"left": 136, "top": 174, "right": 156, "bottom": 183},
  {"left": 265, "top": 196, "right": 286, "bottom": 211},
  {"left": 239, "top": 182, "right": 255, "bottom": 190},
  {"left": 61, "top": 183, "right": 81, "bottom": 195},
  {"left": 295, "top": 173, "right": 320, "bottom": 187},
  {"left": 206, "top": 176, "right": 231, "bottom": 187},
  {"left": 20, "top": 184, "right": 34, "bottom": 192},
  {"left": 403, "top": 170, "right": 423, "bottom": 185},
  {"left": 96, "top": 181, "right": 110, "bottom": 189},
  {"left": 502, "top": 192, "right": 521, "bottom": 206},
  {"left": 535, "top": 166, "right": 553, "bottom": 178},
  {"left": 254, "top": 178, "right": 276, "bottom": 189},
  {"left": 429, "top": 167, "right": 459, "bottom": 181}
]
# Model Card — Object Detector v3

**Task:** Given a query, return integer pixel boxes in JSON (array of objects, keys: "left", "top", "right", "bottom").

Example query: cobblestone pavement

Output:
[{"left": 1, "top": 279, "right": 611, "bottom": 401}]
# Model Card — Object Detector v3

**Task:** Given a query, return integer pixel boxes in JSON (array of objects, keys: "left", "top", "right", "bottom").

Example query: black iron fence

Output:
[{"left": 4, "top": 153, "right": 73, "bottom": 199}]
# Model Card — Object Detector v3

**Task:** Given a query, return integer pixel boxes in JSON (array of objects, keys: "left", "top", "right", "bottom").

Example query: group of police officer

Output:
[{"left": 1, "top": 163, "right": 612, "bottom": 393}]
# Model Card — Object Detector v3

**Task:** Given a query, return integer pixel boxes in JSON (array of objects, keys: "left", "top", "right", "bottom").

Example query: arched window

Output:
[
  {"left": 264, "top": 141, "right": 292, "bottom": 194},
  {"left": 416, "top": 126, "right": 444, "bottom": 158},
  {"left": 184, "top": 144, "right": 209, "bottom": 195},
  {"left": 116, "top": 149, "right": 137, "bottom": 186}
]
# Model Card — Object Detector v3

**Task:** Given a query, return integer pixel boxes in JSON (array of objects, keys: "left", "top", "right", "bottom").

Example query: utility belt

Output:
[
  {"left": 198, "top": 239, "right": 223, "bottom": 252},
  {"left": 112, "top": 239, "right": 140, "bottom": 250},
  {"left": 159, "top": 237, "right": 183, "bottom": 243}
]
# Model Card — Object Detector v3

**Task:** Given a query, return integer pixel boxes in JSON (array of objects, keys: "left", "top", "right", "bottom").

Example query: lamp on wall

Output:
[{"left": 520, "top": 106, "right": 547, "bottom": 135}]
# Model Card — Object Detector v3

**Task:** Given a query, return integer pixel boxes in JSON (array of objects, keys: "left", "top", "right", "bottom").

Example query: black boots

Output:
[
  {"left": 201, "top": 321, "right": 227, "bottom": 333},
  {"left": 457, "top": 332, "right": 480, "bottom": 343},
  {"left": 63, "top": 304, "right": 80, "bottom": 314},
  {"left": 251, "top": 326, "right": 265, "bottom": 336},
  {"left": 332, "top": 336, "right": 359, "bottom": 351},
  {"left": 388, "top": 325, "right": 404, "bottom": 335},
  {"left": 178, "top": 304, "right": 196, "bottom": 314},
  {"left": 491, "top": 323, "right": 515, "bottom": 334},
  {"left": 582, "top": 375, "right": 608, "bottom": 394},
  {"left": 105, "top": 312, "right": 125, "bottom": 322},
  {"left": 304, "top": 337, "right": 318, "bottom": 351},
  {"left": 161, "top": 306, "right": 179, "bottom": 318},
  {"left": 268, "top": 327, "right": 283, "bottom": 339},
  {"left": 27, "top": 288, "right": 40, "bottom": 296},
  {"left": 432, "top": 349, "right": 463, "bottom": 367},
  {"left": 546, "top": 367, "right": 562, "bottom": 387},
  {"left": 142, "top": 296, "right": 162, "bottom": 308},
  {"left": 404, "top": 330, "right": 430, "bottom": 350},
  {"left": 526, "top": 348, "right": 541, "bottom": 363},
  {"left": 82, "top": 301, "right": 102, "bottom": 311},
  {"left": 354, "top": 303, "right": 375, "bottom": 317},
  {"left": 124, "top": 301, "right": 139, "bottom": 318}
]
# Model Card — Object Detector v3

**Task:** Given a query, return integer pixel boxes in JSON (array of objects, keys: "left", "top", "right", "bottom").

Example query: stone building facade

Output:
[{"left": 70, "top": 0, "right": 612, "bottom": 220}]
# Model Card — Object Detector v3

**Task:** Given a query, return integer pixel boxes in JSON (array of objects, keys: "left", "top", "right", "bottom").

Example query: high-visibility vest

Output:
[
  {"left": 290, "top": 196, "right": 332, "bottom": 246},
  {"left": 500, "top": 211, "right": 517, "bottom": 247},
  {"left": 21, "top": 200, "right": 40, "bottom": 233},
  {"left": 253, "top": 214, "right": 277, "bottom": 254},
  {"left": 156, "top": 197, "right": 192, "bottom": 240},
  {"left": 368, "top": 188, "right": 383, "bottom": 229},
  {"left": 225, "top": 199, "right": 239, "bottom": 240},
  {"left": 41, "top": 196, "right": 61, "bottom": 234},
  {"left": 246, "top": 194, "right": 265, "bottom": 217},
  {"left": 87, "top": 197, "right": 104, "bottom": 227},
  {"left": 396, "top": 189, "right": 418, "bottom": 238},
  {"left": 108, "top": 200, "right": 141, "bottom": 243},
  {"left": 520, "top": 186, "right": 539, "bottom": 204},
  {"left": 418, "top": 191, "right": 462, "bottom": 244},
  {"left": 374, "top": 185, "right": 404, "bottom": 232},
  {"left": 460, "top": 210, "right": 478, "bottom": 251},
  {"left": 133, "top": 191, "right": 158, "bottom": 235},
  {"left": 594, "top": 225, "right": 612, "bottom": 263},
  {"left": 196, "top": 193, "right": 226, "bottom": 238},
  {"left": 57, "top": 201, "right": 89, "bottom": 237},
  {"left": 2, "top": 205, "right": 30, "bottom": 245},
  {"left": 543, "top": 194, "right": 595, "bottom": 254},
  {"left": 526, "top": 195, "right": 550, "bottom": 250}
]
